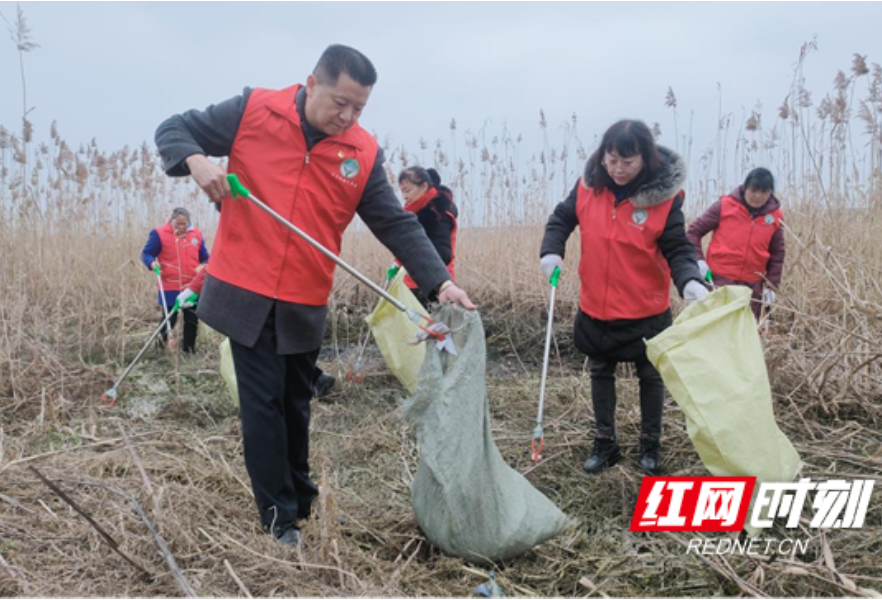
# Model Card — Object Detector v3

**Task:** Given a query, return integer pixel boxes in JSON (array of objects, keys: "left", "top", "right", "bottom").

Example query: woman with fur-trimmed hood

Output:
[{"left": 539, "top": 119, "right": 708, "bottom": 476}]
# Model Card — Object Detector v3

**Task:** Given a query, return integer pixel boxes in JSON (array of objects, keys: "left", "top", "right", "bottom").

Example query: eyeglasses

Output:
[{"left": 602, "top": 153, "right": 642, "bottom": 174}]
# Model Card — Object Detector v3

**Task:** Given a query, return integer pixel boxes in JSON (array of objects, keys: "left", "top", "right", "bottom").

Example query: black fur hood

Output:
[{"left": 583, "top": 146, "right": 686, "bottom": 208}]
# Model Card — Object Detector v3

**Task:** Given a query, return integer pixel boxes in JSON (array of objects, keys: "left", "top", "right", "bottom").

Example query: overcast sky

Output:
[{"left": 2, "top": 2, "right": 881, "bottom": 163}]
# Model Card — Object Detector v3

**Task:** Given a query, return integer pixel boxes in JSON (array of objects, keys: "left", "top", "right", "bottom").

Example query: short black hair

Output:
[
  {"left": 313, "top": 44, "right": 377, "bottom": 87},
  {"left": 743, "top": 167, "right": 775, "bottom": 192},
  {"left": 398, "top": 166, "right": 433, "bottom": 187},
  {"left": 171, "top": 207, "right": 191, "bottom": 222}
]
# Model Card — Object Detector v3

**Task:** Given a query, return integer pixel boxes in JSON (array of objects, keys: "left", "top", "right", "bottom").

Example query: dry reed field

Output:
[{"left": 1, "top": 29, "right": 882, "bottom": 597}]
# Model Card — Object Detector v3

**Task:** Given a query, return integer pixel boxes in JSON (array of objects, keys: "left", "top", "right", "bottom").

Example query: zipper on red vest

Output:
[
  {"left": 274, "top": 128, "right": 312, "bottom": 297},
  {"left": 273, "top": 151, "right": 309, "bottom": 299},
  {"left": 739, "top": 218, "right": 755, "bottom": 280},
  {"left": 602, "top": 203, "right": 617, "bottom": 315}
]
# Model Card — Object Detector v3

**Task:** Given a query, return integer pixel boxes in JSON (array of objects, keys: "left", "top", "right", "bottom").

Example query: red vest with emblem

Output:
[
  {"left": 707, "top": 196, "right": 783, "bottom": 283},
  {"left": 403, "top": 189, "right": 457, "bottom": 290},
  {"left": 156, "top": 222, "right": 204, "bottom": 292},
  {"left": 576, "top": 184, "right": 677, "bottom": 320},
  {"left": 209, "top": 85, "right": 378, "bottom": 305}
]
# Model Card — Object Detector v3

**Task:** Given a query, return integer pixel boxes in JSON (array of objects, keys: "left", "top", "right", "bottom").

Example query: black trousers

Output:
[
  {"left": 230, "top": 307, "right": 319, "bottom": 531},
  {"left": 589, "top": 355, "right": 665, "bottom": 441},
  {"left": 574, "top": 310, "right": 669, "bottom": 442},
  {"left": 159, "top": 307, "right": 199, "bottom": 353}
]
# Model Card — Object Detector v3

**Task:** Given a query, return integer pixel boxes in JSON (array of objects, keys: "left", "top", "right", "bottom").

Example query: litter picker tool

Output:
[
  {"left": 531, "top": 267, "right": 560, "bottom": 464},
  {"left": 154, "top": 264, "right": 176, "bottom": 349},
  {"left": 347, "top": 264, "right": 400, "bottom": 383},
  {"left": 226, "top": 173, "right": 456, "bottom": 353},
  {"left": 101, "top": 295, "right": 199, "bottom": 406}
]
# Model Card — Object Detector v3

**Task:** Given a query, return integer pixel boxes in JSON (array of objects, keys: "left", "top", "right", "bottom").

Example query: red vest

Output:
[
  {"left": 707, "top": 196, "right": 783, "bottom": 283},
  {"left": 447, "top": 216, "right": 458, "bottom": 280},
  {"left": 441, "top": 190, "right": 458, "bottom": 282},
  {"left": 156, "top": 222, "right": 204, "bottom": 292},
  {"left": 576, "top": 184, "right": 677, "bottom": 320},
  {"left": 403, "top": 189, "right": 457, "bottom": 290},
  {"left": 209, "top": 86, "right": 378, "bottom": 305}
]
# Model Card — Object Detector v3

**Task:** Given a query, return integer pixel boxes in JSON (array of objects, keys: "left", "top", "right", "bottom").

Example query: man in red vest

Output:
[
  {"left": 156, "top": 45, "right": 474, "bottom": 548},
  {"left": 141, "top": 207, "right": 210, "bottom": 353}
]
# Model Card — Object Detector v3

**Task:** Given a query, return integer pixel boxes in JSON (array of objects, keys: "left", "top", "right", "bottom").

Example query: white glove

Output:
[
  {"left": 762, "top": 289, "right": 776, "bottom": 304},
  {"left": 540, "top": 254, "right": 563, "bottom": 278},
  {"left": 697, "top": 259, "right": 709, "bottom": 281},
  {"left": 684, "top": 280, "right": 709, "bottom": 305},
  {"left": 177, "top": 288, "right": 198, "bottom": 309}
]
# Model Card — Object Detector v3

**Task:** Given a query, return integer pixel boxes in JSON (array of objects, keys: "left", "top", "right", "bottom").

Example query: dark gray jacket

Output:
[{"left": 155, "top": 87, "right": 451, "bottom": 353}]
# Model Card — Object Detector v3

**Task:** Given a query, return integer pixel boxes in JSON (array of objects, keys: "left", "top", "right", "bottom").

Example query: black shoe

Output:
[
  {"left": 638, "top": 437, "right": 662, "bottom": 475},
  {"left": 583, "top": 438, "right": 621, "bottom": 474},
  {"left": 273, "top": 526, "right": 303, "bottom": 548},
  {"left": 296, "top": 494, "right": 317, "bottom": 522},
  {"left": 313, "top": 373, "right": 336, "bottom": 398}
]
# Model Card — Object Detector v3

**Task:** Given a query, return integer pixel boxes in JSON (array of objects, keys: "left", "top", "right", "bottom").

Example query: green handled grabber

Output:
[
  {"left": 226, "top": 173, "right": 455, "bottom": 353},
  {"left": 531, "top": 267, "right": 560, "bottom": 464},
  {"left": 101, "top": 295, "right": 198, "bottom": 406},
  {"left": 347, "top": 265, "right": 400, "bottom": 384},
  {"left": 154, "top": 263, "right": 172, "bottom": 327},
  {"left": 704, "top": 264, "right": 715, "bottom": 290}
]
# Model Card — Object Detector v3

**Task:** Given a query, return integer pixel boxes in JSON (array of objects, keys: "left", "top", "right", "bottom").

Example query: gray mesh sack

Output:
[{"left": 403, "top": 305, "right": 569, "bottom": 565}]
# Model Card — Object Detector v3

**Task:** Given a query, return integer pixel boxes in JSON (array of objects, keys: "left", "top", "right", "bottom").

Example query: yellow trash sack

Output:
[
  {"left": 219, "top": 337, "right": 239, "bottom": 406},
  {"left": 646, "top": 286, "right": 801, "bottom": 524},
  {"left": 363, "top": 270, "right": 427, "bottom": 394}
]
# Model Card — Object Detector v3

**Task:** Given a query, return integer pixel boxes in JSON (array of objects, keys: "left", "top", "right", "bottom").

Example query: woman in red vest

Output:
[
  {"left": 687, "top": 168, "right": 785, "bottom": 321},
  {"left": 540, "top": 120, "right": 708, "bottom": 475},
  {"left": 141, "top": 207, "right": 210, "bottom": 353},
  {"left": 397, "top": 166, "right": 458, "bottom": 308}
]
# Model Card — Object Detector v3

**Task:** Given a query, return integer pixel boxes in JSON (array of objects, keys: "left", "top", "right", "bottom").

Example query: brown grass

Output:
[{"left": 2, "top": 35, "right": 882, "bottom": 598}]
